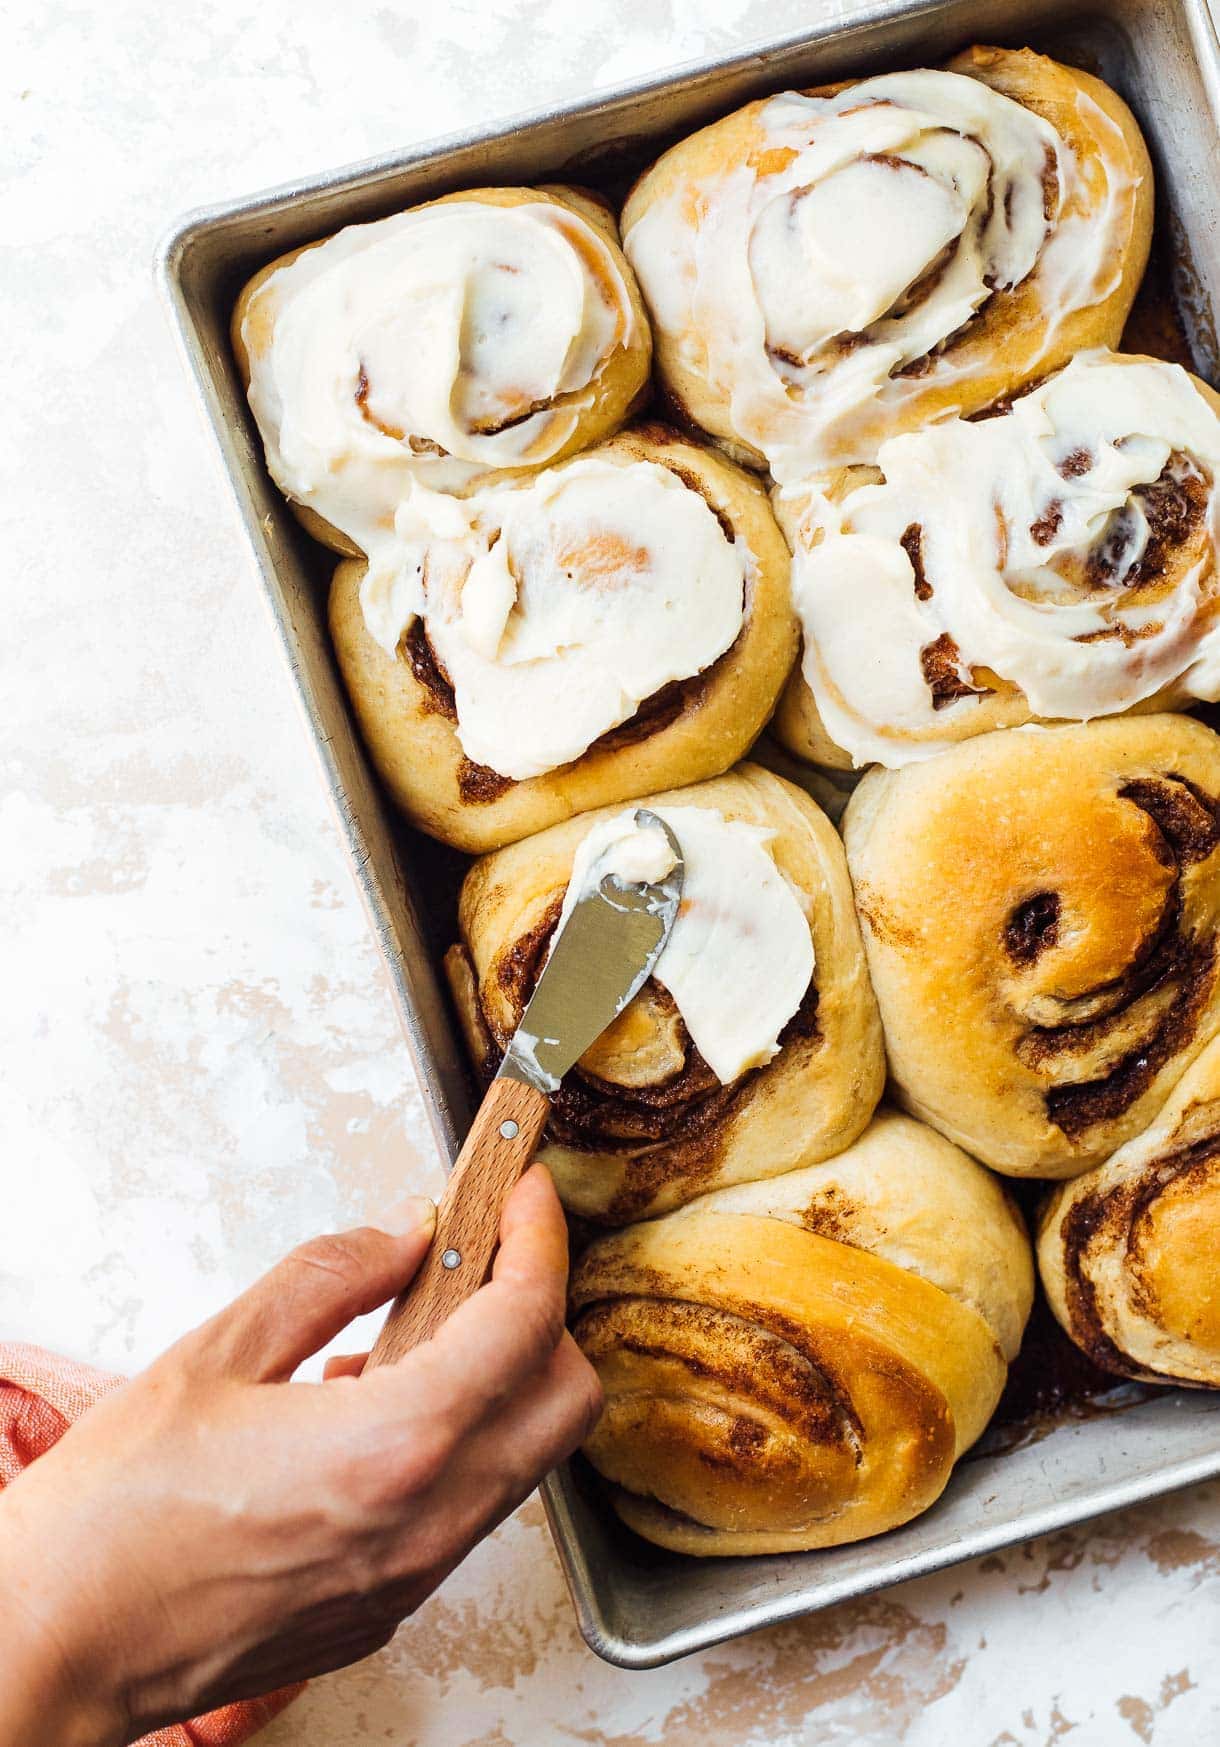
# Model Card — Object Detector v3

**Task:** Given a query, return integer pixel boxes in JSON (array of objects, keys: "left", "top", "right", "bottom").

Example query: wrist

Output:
[{"left": 0, "top": 1486, "right": 129, "bottom": 1747}]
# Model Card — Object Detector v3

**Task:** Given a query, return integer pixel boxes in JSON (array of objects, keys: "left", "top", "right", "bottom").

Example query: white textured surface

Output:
[{"left": 4, "top": 2, "right": 1220, "bottom": 1741}]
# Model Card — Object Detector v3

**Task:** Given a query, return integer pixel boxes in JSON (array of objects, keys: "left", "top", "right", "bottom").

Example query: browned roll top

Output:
[
  {"left": 843, "top": 716, "right": 1220, "bottom": 1177},
  {"left": 570, "top": 1112, "right": 1033, "bottom": 1555}
]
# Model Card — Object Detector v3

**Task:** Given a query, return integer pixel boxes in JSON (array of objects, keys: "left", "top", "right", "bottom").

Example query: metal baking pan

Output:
[{"left": 159, "top": 0, "right": 1220, "bottom": 1669}]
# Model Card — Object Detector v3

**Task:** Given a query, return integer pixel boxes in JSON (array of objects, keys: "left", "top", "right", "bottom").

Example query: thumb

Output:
[{"left": 180, "top": 1195, "right": 437, "bottom": 1382}]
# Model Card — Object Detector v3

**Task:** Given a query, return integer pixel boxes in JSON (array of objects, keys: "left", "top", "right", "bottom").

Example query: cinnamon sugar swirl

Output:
[
  {"left": 571, "top": 1109, "right": 1033, "bottom": 1554},
  {"left": 844, "top": 716, "right": 1220, "bottom": 1178},
  {"left": 1039, "top": 1033, "right": 1220, "bottom": 1386},
  {"left": 445, "top": 766, "right": 884, "bottom": 1219}
]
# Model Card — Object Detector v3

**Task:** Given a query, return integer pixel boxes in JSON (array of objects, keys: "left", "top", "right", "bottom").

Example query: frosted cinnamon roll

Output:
[
  {"left": 844, "top": 716, "right": 1220, "bottom": 1178},
  {"left": 445, "top": 766, "right": 884, "bottom": 1219},
  {"left": 775, "top": 351, "right": 1220, "bottom": 770},
  {"left": 1039, "top": 1035, "right": 1220, "bottom": 1386},
  {"left": 330, "top": 427, "right": 797, "bottom": 852},
  {"left": 571, "top": 1109, "right": 1033, "bottom": 1555},
  {"left": 623, "top": 47, "right": 1151, "bottom": 482},
  {"left": 233, "top": 186, "right": 651, "bottom": 555}
]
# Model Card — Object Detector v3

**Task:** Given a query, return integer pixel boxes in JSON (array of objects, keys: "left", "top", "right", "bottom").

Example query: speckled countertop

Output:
[{"left": 5, "top": 1, "right": 1220, "bottom": 1741}]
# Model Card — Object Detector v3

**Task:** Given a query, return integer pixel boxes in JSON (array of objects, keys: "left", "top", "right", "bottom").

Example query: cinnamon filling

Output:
[
  {"left": 1059, "top": 1191, "right": 1138, "bottom": 1374},
  {"left": 486, "top": 905, "right": 820, "bottom": 1222},
  {"left": 1118, "top": 775, "right": 1220, "bottom": 865},
  {"left": 1081, "top": 453, "right": 1210, "bottom": 591},
  {"left": 919, "top": 631, "right": 991, "bottom": 709},
  {"left": 403, "top": 621, "right": 457, "bottom": 720},
  {"left": 902, "top": 522, "right": 932, "bottom": 601},
  {"left": 466, "top": 392, "right": 554, "bottom": 439},
  {"left": 574, "top": 1294, "right": 865, "bottom": 1452},
  {"left": 890, "top": 237, "right": 959, "bottom": 322},
  {"left": 574, "top": 1297, "right": 853, "bottom": 1440},
  {"left": 1043, "top": 939, "right": 1213, "bottom": 1140},
  {"left": 1057, "top": 447, "right": 1093, "bottom": 480},
  {"left": 457, "top": 760, "right": 513, "bottom": 803},
  {"left": 1030, "top": 500, "right": 1063, "bottom": 546},
  {"left": 1040, "top": 145, "right": 1060, "bottom": 221},
  {"left": 550, "top": 981, "right": 819, "bottom": 1154},
  {"left": 403, "top": 623, "right": 513, "bottom": 801},
  {"left": 1023, "top": 778, "right": 1220, "bottom": 1138},
  {"left": 1004, "top": 891, "right": 1061, "bottom": 964},
  {"left": 966, "top": 376, "right": 1047, "bottom": 423}
]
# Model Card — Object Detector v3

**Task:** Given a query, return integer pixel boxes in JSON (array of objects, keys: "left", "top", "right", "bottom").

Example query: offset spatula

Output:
[{"left": 368, "top": 809, "right": 684, "bottom": 1366}]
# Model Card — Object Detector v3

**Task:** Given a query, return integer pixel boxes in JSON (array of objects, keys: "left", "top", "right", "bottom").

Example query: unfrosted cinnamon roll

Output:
[
  {"left": 233, "top": 185, "right": 651, "bottom": 556},
  {"left": 1039, "top": 1034, "right": 1220, "bottom": 1386},
  {"left": 445, "top": 765, "right": 884, "bottom": 1219},
  {"left": 843, "top": 715, "right": 1220, "bottom": 1178},
  {"left": 775, "top": 351, "right": 1220, "bottom": 770},
  {"left": 571, "top": 1109, "right": 1034, "bottom": 1555},
  {"left": 622, "top": 46, "right": 1151, "bottom": 483},
  {"left": 330, "top": 426, "right": 797, "bottom": 852}
]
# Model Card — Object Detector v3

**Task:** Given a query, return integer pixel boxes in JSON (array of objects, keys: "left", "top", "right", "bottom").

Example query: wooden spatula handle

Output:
[{"left": 366, "top": 1076, "right": 551, "bottom": 1366}]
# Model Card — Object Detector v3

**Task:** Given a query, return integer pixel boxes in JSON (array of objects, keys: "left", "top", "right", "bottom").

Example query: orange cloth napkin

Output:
[{"left": 0, "top": 1342, "right": 303, "bottom": 1747}]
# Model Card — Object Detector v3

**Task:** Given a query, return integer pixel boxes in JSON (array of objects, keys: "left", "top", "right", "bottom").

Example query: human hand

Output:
[{"left": 0, "top": 1165, "right": 601, "bottom": 1747}]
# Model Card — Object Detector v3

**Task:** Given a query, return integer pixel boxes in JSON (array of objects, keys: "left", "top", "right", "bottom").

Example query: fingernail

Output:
[{"left": 370, "top": 1195, "right": 436, "bottom": 1237}]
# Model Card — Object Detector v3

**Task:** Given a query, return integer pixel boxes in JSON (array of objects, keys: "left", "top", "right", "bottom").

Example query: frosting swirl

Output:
[
  {"left": 781, "top": 352, "right": 1220, "bottom": 767},
  {"left": 362, "top": 454, "right": 748, "bottom": 781},
  {"left": 242, "top": 194, "right": 639, "bottom": 549},
  {"left": 624, "top": 63, "right": 1139, "bottom": 481}
]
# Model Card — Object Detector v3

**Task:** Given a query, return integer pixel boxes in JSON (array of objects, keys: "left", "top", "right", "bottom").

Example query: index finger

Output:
[{"left": 356, "top": 1165, "right": 571, "bottom": 1437}]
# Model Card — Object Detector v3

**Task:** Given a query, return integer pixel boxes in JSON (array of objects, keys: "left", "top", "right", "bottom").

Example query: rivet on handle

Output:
[
  {"left": 441, "top": 1249, "right": 462, "bottom": 1270},
  {"left": 499, "top": 1119, "right": 520, "bottom": 1139}
]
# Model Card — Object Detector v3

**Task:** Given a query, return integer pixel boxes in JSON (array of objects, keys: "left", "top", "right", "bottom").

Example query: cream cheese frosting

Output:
[
  {"left": 778, "top": 351, "right": 1220, "bottom": 767},
  {"left": 561, "top": 805, "right": 814, "bottom": 1083},
  {"left": 242, "top": 196, "right": 637, "bottom": 548},
  {"left": 562, "top": 809, "right": 680, "bottom": 890},
  {"left": 625, "top": 70, "right": 1132, "bottom": 482},
  {"left": 361, "top": 454, "right": 748, "bottom": 781}
]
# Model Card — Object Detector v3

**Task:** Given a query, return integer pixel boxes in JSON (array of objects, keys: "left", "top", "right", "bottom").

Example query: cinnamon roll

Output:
[
  {"left": 843, "top": 715, "right": 1220, "bottom": 1178},
  {"left": 774, "top": 351, "right": 1220, "bottom": 770},
  {"left": 1039, "top": 1033, "right": 1220, "bottom": 1386},
  {"left": 571, "top": 1109, "right": 1034, "bottom": 1555},
  {"left": 233, "top": 185, "right": 651, "bottom": 556},
  {"left": 330, "top": 427, "right": 797, "bottom": 852},
  {"left": 622, "top": 46, "right": 1151, "bottom": 482},
  {"left": 445, "top": 765, "right": 884, "bottom": 1219}
]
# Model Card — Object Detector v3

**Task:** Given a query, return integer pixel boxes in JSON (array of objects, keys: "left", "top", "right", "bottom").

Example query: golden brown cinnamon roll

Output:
[
  {"left": 571, "top": 1110, "right": 1034, "bottom": 1555},
  {"left": 330, "top": 427, "right": 797, "bottom": 852},
  {"left": 622, "top": 47, "right": 1151, "bottom": 482},
  {"left": 775, "top": 351, "right": 1220, "bottom": 771},
  {"left": 843, "top": 715, "right": 1220, "bottom": 1178},
  {"left": 1039, "top": 1034, "right": 1220, "bottom": 1385},
  {"left": 233, "top": 185, "right": 651, "bottom": 556},
  {"left": 446, "top": 765, "right": 884, "bottom": 1219}
]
